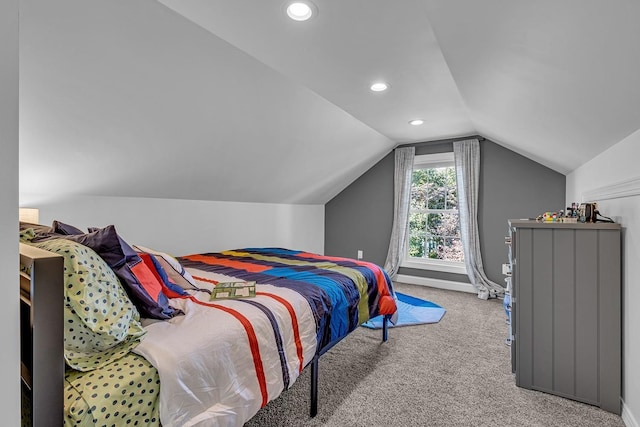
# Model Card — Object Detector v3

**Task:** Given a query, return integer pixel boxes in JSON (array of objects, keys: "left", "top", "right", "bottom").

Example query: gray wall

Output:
[
  {"left": 324, "top": 150, "right": 395, "bottom": 266},
  {"left": 1, "top": 0, "right": 20, "bottom": 423},
  {"left": 325, "top": 137, "right": 566, "bottom": 285}
]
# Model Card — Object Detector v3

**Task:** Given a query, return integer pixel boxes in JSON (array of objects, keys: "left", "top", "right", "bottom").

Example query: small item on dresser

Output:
[
  {"left": 210, "top": 281, "right": 257, "bottom": 300},
  {"left": 540, "top": 211, "right": 559, "bottom": 222},
  {"left": 578, "top": 202, "right": 598, "bottom": 223},
  {"left": 566, "top": 202, "right": 579, "bottom": 220},
  {"left": 536, "top": 210, "right": 583, "bottom": 223}
]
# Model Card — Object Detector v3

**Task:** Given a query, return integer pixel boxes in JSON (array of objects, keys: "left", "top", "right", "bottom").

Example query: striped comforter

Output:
[{"left": 133, "top": 248, "right": 397, "bottom": 427}]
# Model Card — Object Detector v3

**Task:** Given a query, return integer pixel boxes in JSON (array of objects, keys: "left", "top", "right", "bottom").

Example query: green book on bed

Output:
[{"left": 210, "top": 281, "right": 257, "bottom": 300}]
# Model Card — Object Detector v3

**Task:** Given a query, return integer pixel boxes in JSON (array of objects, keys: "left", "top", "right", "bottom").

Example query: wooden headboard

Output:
[{"left": 20, "top": 242, "right": 64, "bottom": 426}]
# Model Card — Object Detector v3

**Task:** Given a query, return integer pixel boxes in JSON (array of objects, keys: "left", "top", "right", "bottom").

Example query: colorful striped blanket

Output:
[{"left": 132, "top": 248, "right": 396, "bottom": 427}]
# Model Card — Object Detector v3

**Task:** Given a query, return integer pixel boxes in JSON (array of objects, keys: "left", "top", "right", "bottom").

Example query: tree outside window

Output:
[{"left": 407, "top": 160, "right": 464, "bottom": 263}]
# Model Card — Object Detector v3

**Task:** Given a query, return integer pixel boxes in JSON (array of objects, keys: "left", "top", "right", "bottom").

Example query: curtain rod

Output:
[{"left": 396, "top": 135, "right": 486, "bottom": 149}]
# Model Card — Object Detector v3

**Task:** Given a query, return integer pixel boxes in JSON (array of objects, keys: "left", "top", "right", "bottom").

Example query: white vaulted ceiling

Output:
[{"left": 19, "top": 0, "right": 640, "bottom": 204}]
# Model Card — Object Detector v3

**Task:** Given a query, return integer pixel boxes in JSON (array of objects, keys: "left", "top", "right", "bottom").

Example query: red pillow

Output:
[
  {"left": 138, "top": 253, "right": 187, "bottom": 299},
  {"left": 129, "top": 260, "right": 164, "bottom": 303}
]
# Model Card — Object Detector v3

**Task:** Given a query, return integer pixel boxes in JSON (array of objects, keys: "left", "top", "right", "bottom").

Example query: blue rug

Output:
[{"left": 362, "top": 292, "right": 446, "bottom": 329}]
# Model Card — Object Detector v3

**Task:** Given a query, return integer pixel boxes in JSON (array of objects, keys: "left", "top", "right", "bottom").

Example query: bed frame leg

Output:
[
  {"left": 382, "top": 314, "right": 390, "bottom": 342},
  {"left": 309, "top": 313, "right": 390, "bottom": 418},
  {"left": 310, "top": 355, "right": 319, "bottom": 417}
]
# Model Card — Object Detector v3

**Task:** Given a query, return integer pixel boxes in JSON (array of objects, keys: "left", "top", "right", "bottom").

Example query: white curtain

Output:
[
  {"left": 383, "top": 146, "right": 415, "bottom": 278},
  {"left": 454, "top": 139, "right": 504, "bottom": 300}
]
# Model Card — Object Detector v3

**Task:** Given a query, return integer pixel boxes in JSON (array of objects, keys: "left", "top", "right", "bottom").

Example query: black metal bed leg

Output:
[
  {"left": 309, "top": 314, "right": 389, "bottom": 418},
  {"left": 382, "top": 314, "right": 390, "bottom": 342},
  {"left": 310, "top": 355, "right": 319, "bottom": 417}
]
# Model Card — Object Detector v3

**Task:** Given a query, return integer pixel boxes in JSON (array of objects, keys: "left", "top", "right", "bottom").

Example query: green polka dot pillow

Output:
[{"left": 28, "top": 238, "right": 147, "bottom": 371}]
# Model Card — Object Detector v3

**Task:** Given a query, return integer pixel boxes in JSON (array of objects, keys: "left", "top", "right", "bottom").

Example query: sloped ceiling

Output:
[{"left": 19, "top": 0, "right": 640, "bottom": 204}]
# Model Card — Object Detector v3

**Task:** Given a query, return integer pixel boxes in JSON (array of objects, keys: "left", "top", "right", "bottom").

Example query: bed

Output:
[{"left": 19, "top": 221, "right": 397, "bottom": 426}]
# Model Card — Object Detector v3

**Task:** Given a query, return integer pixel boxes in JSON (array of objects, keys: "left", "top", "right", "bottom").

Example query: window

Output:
[{"left": 402, "top": 152, "right": 466, "bottom": 274}]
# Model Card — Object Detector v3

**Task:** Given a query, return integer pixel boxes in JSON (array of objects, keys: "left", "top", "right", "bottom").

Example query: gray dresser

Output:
[{"left": 507, "top": 219, "right": 621, "bottom": 414}]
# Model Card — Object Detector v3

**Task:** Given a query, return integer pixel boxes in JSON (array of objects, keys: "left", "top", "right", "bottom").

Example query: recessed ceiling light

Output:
[
  {"left": 370, "top": 82, "right": 389, "bottom": 92},
  {"left": 286, "top": 1, "right": 316, "bottom": 21},
  {"left": 409, "top": 119, "right": 425, "bottom": 126}
]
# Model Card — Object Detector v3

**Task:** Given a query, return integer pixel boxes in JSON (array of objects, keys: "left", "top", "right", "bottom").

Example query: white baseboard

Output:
[
  {"left": 395, "top": 274, "right": 476, "bottom": 294},
  {"left": 623, "top": 400, "right": 639, "bottom": 427}
]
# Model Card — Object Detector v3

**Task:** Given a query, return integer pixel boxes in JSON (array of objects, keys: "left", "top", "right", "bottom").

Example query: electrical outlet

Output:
[
  {"left": 357, "top": 250, "right": 363, "bottom": 260},
  {"left": 502, "top": 263, "right": 511, "bottom": 275}
]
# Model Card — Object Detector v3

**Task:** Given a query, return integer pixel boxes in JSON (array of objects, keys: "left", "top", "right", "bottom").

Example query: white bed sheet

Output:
[{"left": 133, "top": 270, "right": 317, "bottom": 427}]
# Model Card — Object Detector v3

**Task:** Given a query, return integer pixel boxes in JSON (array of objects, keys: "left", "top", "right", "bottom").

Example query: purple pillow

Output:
[
  {"left": 51, "top": 220, "right": 84, "bottom": 235},
  {"left": 58, "top": 225, "right": 179, "bottom": 320}
]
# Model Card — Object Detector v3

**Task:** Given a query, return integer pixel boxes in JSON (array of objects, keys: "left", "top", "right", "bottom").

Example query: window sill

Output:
[{"left": 400, "top": 258, "right": 467, "bottom": 275}]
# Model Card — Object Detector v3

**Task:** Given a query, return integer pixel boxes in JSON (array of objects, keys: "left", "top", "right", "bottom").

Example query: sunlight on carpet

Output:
[{"left": 361, "top": 292, "right": 446, "bottom": 329}]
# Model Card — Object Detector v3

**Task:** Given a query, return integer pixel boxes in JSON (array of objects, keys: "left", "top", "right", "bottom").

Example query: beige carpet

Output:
[{"left": 245, "top": 282, "right": 625, "bottom": 427}]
